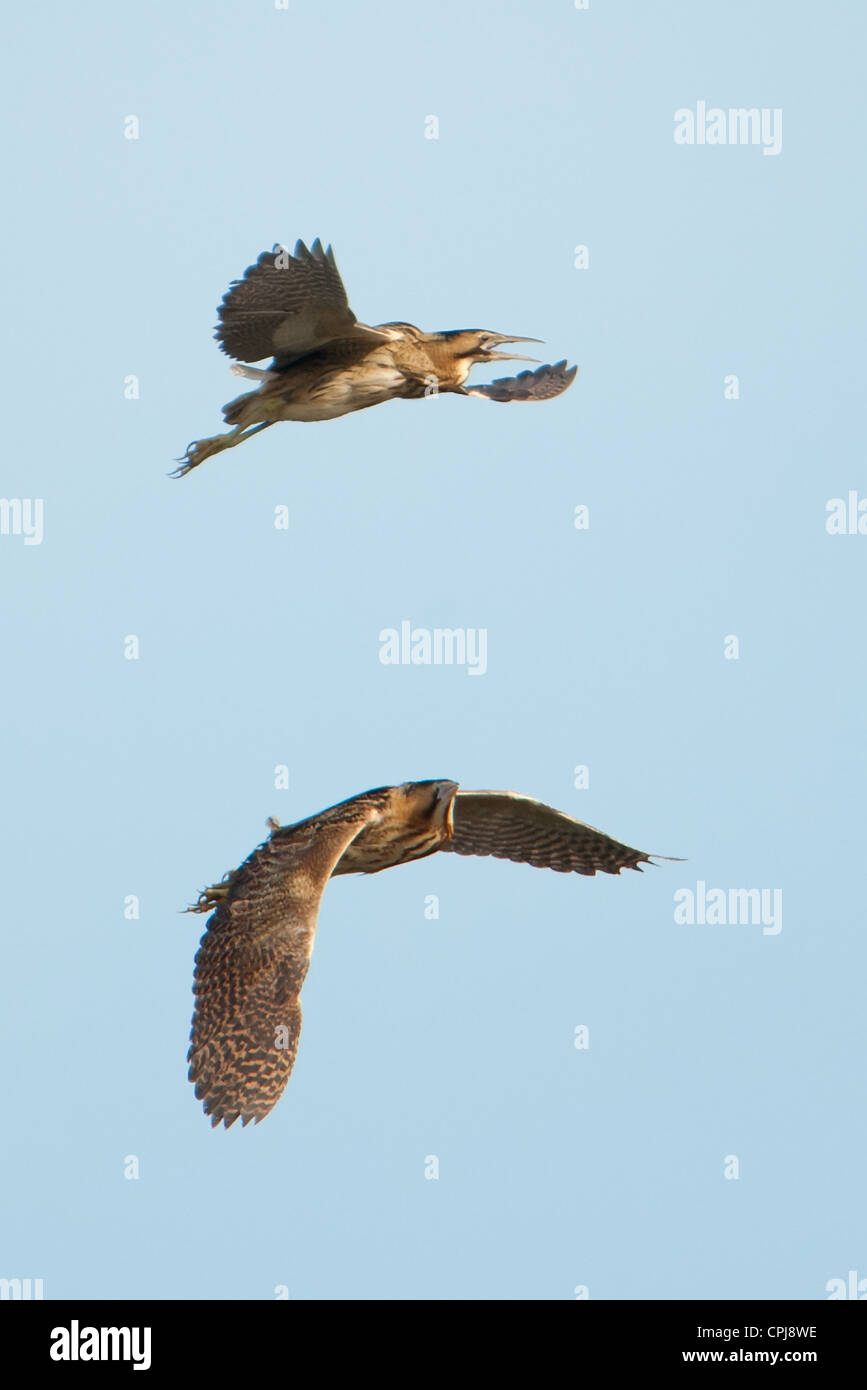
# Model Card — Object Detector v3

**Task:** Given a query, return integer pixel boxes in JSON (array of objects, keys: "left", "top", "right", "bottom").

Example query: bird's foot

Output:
[
  {"left": 170, "top": 434, "right": 232, "bottom": 478},
  {"left": 170, "top": 421, "right": 272, "bottom": 477},
  {"left": 188, "top": 873, "right": 235, "bottom": 912}
]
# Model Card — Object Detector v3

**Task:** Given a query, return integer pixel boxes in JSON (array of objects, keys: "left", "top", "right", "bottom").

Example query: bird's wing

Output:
[
  {"left": 442, "top": 791, "right": 652, "bottom": 875},
  {"left": 188, "top": 799, "right": 381, "bottom": 1128},
  {"left": 465, "top": 360, "right": 578, "bottom": 402},
  {"left": 215, "top": 239, "right": 390, "bottom": 365}
]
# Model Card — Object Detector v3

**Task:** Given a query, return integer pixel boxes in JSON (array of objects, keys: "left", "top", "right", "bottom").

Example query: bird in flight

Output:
[
  {"left": 173, "top": 240, "right": 577, "bottom": 476},
  {"left": 187, "top": 780, "right": 660, "bottom": 1128}
]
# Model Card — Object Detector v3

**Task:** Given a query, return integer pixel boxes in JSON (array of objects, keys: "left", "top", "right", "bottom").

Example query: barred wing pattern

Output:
[
  {"left": 443, "top": 791, "right": 652, "bottom": 875},
  {"left": 466, "top": 360, "right": 578, "bottom": 402},
  {"left": 188, "top": 803, "right": 380, "bottom": 1128},
  {"left": 215, "top": 239, "right": 388, "bottom": 367}
]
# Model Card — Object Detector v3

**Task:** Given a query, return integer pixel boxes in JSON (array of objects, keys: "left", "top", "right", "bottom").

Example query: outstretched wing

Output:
[
  {"left": 215, "top": 239, "right": 389, "bottom": 366},
  {"left": 443, "top": 791, "right": 652, "bottom": 875},
  {"left": 188, "top": 800, "right": 381, "bottom": 1128},
  {"left": 466, "top": 360, "right": 578, "bottom": 402}
]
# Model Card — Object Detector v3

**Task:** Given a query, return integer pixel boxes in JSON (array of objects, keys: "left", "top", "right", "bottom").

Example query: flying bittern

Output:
[
  {"left": 187, "top": 780, "right": 663, "bottom": 1127},
  {"left": 173, "top": 240, "right": 578, "bottom": 476}
]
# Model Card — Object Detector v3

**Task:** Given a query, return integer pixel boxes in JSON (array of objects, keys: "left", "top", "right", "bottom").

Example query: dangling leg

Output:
[{"left": 170, "top": 422, "right": 274, "bottom": 478}]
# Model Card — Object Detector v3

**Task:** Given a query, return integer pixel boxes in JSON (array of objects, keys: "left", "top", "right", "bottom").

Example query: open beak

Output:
[{"left": 483, "top": 333, "right": 542, "bottom": 363}]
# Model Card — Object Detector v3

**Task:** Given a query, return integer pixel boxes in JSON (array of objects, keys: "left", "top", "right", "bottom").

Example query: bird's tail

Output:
[{"left": 230, "top": 363, "right": 274, "bottom": 381}]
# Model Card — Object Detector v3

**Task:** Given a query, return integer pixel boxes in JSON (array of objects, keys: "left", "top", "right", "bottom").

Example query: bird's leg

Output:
[{"left": 170, "top": 422, "right": 274, "bottom": 478}]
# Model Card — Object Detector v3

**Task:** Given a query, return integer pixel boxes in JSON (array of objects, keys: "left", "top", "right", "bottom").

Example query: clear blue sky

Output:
[{"left": 2, "top": 0, "right": 865, "bottom": 1300}]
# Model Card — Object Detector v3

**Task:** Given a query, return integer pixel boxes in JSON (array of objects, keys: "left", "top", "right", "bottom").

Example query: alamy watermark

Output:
[
  {"left": 674, "top": 102, "right": 782, "bottom": 156},
  {"left": 0, "top": 1277, "right": 44, "bottom": 1300},
  {"left": 826, "top": 491, "right": 867, "bottom": 535},
  {"left": 0, "top": 498, "right": 43, "bottom": 545},
  {"left": 674, "top": 880, "right": 782, "bottom": 936},
  {"left": 826, "top": 1269, "right": 866, "bottom": 1299},
  {"left": 50, "top": 1321, "right": 151, "bottom": 1371},
  {"left": 379, "top": 621, "right": 487, "bottom": 676}
]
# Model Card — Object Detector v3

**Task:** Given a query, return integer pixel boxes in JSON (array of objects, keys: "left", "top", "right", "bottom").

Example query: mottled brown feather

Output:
[
  {"left": 188, "top": 801, "right": 381, "bottom": 1128},
  {"left": 442, "top": 791, "right": 652, "bottom": 875},
  {"left": 215, "top": 239, "right": 387, "bottom": 367},
  {"left": 466, "top": 360, "right": 578, "bottom": 402}
]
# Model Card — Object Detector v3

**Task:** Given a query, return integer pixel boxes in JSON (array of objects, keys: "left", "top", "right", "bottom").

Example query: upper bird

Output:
[
  {"left": 173, "top": 240, "right": 578, "bottom": 476},
  {"left": 187, "top": 780, "right": 659, "bottom": 1128}
]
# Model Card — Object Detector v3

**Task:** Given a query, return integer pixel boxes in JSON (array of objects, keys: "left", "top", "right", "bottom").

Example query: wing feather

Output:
[
  {"left": 443, "top": 791, "right": 651, "bottom": 875},
  {"left": 466, "top": 360, "right": 578, "bottom": 402},
  {"left": 215, "top": 239, "right": 388, "bottom": 365},
  {"left": 188, "top": 800, "right": 380, "bottom": 1128}
]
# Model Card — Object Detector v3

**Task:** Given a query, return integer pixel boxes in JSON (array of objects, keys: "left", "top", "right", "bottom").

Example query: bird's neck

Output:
[{"left": 423, "top": 341, "right": 474, "bottom": 388}]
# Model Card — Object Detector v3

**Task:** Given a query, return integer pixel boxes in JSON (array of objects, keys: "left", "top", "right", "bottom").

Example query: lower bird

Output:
[
  {"left": 187, "top": 780, "right": 662, "bottom": 1128},
  {"left": 173, "top": 239, "right": 577, "bottom": 476}
]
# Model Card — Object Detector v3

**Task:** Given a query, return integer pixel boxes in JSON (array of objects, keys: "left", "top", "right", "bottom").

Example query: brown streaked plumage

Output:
[
  {"left": 187, "top": 780, "right": 661, "bottom": 1129},
  {"left": 173, "top": 240, "right": 578, "bottom": 476}
]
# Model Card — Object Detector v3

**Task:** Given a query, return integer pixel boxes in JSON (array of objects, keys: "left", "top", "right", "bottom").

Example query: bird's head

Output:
[
  {"left": 438, "top": 330, "right": 542, "bottom": 366},
  {"left": 397, "top": 779, "right": 459, "bottom": 840}
]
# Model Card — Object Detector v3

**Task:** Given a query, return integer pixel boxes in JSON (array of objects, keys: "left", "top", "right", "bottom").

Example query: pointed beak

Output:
[{"left": 483, "top": 334, "right": 543, "bottom": 363}]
